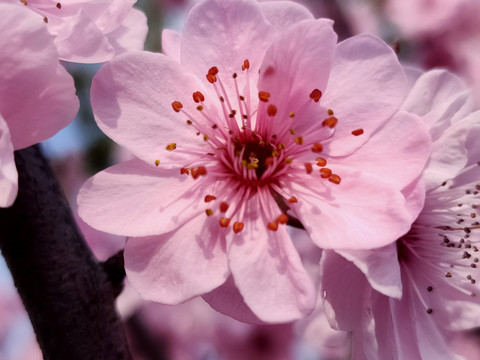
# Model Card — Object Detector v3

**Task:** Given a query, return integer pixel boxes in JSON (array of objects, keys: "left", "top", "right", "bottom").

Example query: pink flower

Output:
[
  {"left": 16, "top": 0, "right": 148, "bottom": 63},
  {"left": 0, "top": 2, "right": 79, "bottom": 207},
  {"left": 78, "top": 0, "right": 431, "bottom": 322},
  {"left": 321, "top": 70, "right": 480, "bottom": 359}
]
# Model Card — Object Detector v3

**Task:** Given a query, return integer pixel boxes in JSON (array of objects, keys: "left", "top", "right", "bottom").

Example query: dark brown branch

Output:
[{"left": 0, "top": 146, "right": 131, "bottom": 360}]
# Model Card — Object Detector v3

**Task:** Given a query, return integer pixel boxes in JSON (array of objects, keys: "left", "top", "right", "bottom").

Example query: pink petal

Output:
[
  {"left": 321, "top": 250, "right": 369, "bottom": 331},
  {"left": 259, "top": 1, "right": 314, "bottom": 31},
  {"left": 256, "top": 19, "right": 337, "bottom": 131},
  {"left": 161, "top": 29, "right": 181, "bottom": 62},
  {"left": 91, "top": 51, "right": 206, "bottom": 165},
  {"left": 337, "top": 244, "right": 402, "bottom": 299},
  {"left": 77, "top": 159, "right": 210, "bottom": 237},
  {"left": 0, "top": 115, "right": 17, "bottom": 208},
  {"left": 203, "top": 275, "right": 265, "bottom": 324},
  {"left": 181, "top": 0, "right": 274, "bottom": 85},
  {"left": 227, "top": 196, "right": 316, "bottom": 322},
  {"left": 52, "top": 10, "right": 115, "bottom": 63},
  {"left": 125, "top": 214, "right": 229, "bottom": 304},
  {"left": 107, "top": 8, "right": 148, "bottom": 55},
  {"left": 0, "top": 3, "right": 79, "bottom": 149},
  {"left": 334, "top": 111, "right": 432, "bottom": 190},
  {"left": 322, "top": 35, "right": 407, "bottom": 156},
  {"left": 291, "top": 170, "right": 414, "bottom": 250}
]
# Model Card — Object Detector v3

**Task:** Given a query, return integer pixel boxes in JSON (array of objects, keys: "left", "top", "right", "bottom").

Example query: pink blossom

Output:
[
  {"left": 321, "top": 70, "right": 480, "bottom": 359},
  {"left": 15, "top": 0, "right": 148, "bottom": 63},
  {"left": 78, "top": 0, "right": 431, "bottom": 322},
  {"left": 0, "top": 2, "right": 78, "bottom": 207}
]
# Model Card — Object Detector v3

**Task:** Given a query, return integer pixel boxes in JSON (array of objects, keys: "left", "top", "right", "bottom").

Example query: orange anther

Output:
[
  {"left": 242, "top": 59, "right": 250, "bottom": 71},
  {"left": 352, "top": 129, "right": 364, "bottom": 136},
  {"left": 154, "top": 160, "right": 160, "bottom": 166},
  {"left": 198, "top": 166, "right": 207, "bottom": 175},
  {"left": 208, "top": 66, "right": 219, "bottom": 75},
  {"left": 295, "top": 137, "right": 303, "bottom": 145},
  {"left": 310, "top": 89, "right": 322, "bottom": 102},
  {"left": 316, "top": 157, "right": 327, "bottom": 166},
  {"left": 288, "top": 196, "right": 298, "bottom": 203},
  {"left": 267, "top": 104, "right": 277, "bottom": 116},
  {"left": 220, "top": 202, "right": 229, "bottom": 212},
  {"left": 166, "top": 143, "right": 176, "bottom": 151},
  {"left": 329, "top": 174, "right": 341, "bottom": 184},
  {"left": 267, "top": 221, "right": 279, "bottom": 231},
  {"left": 304, "top": 163, "right": 313, "bottom": 174},
  {"left": 205, "top": 209, "right": 213, "bottom": 216},
  {"left": 186, "top": 120, "right": 193, "bottom": 125},
  {"left": 43, "top": 16, "right": 48, "bottom": 23},
  {"left": 172, "top": 101, "right": 183, "bottom": 112},
  {"left": 285, "top": 157, "right": 292, "bottom": 164},
  {"left": 311, "top": 143, "right": 323, "bottom": 153},
  {"left": 192, "top": 91, "right": 205, "bottom": 103},
  {"left": 322, "top": 116, "right": 338, "bottom": 128},
  {"left": 320, "top": 168, "right": 332, "bottom": 178},
  {"left": 277, "top": 214, "right": 288, "bottom": 224},
  {"left": 219, "top": 217, "right": 231, "bottom": 227},
  {"left": 264, "top": 157, "right": 274, "bottom": 167},
  {"left": 204, "top": 195, "right": 216, "bottom": 203},
  {"left": 203, "top": 134, "right": 209, "bottom": 141},
  {"left": 206, "top": 74, "right": 217, "bottom": 83},
  {"left": 180, "top": 168, "right": 189, "bottom": 175},
  {"left": 56, "top": 2, "right": 61, "bottom": 9},
  {"left": 233, "top": 221, "right": 244, "bottom": 233},
  {"left": 258, "top": 91, "right": 271, "bottom": 102},
  {"left": 327, "top": 109, "right": 334, "bottom": 115}
]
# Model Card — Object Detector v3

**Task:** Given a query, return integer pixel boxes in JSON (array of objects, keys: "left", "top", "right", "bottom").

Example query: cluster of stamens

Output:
[
  {"left": 164, "top": 59, "right": 365, "bottom": 233},
  {"left": 399, "top": 168, "right": 480, "bottom": 316}
]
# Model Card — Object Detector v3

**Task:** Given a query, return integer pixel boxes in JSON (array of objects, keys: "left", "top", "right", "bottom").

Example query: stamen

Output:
[
  {"left": 180, "top": 168, "right": 189, "bottom": 175},
  {"left": 191, "top": 166, "right": 207, "bottom": 179},
  {"left": 267, "top": 221, "right": 279, "bottom": 231},
  {"left": 43, "top": 16, "right": 48, "bottom": 23},
  {"left": 316, "top": 157, "right": 327, "bottom": 166},
  {"left": 288, "top": 196, "right": 298, "bottom": 203},
  {"left": 259, "top": 91, "right": 271, "bottom": 102},
  {"left": 309, "top": 89, "right": 322, "bottom": 102},
  {"left": 320, "top": 168, "right": 332, "bottom": 178},
  {"left": 242, "top": 59, "right": 250, "bottom": 71},
  {"left": 352, "top": 129, "right": 364, "bottom": 136},
  {"left": 267, "top": 104, "right": 277, "bottom": 116},
  {"left": 233, "top": 222, "right": 244, "bottom": 233},
  {"left": 192, "top": 91, "right": 205, "bottom": 103},
  {"left": 219, "top": 217, "right": 231, "bottom": 227},
  {"left": 220, "top": 202, "right": 229, "bottom": 212},
  {"left": 205, "top": 209, "right": 213, "bottom": 216},
  {"left": 311, "top": 143, "right": 323, "bottom": 153},
  {"left": 154, "top": 160, "right": 160, "bottom": 166},
  {"left": 327, "top": 109, "right": 334, "bottom": 115},
  {"left": 56, "top": 2, "right": 61, "bottom": 9},
  {"left": 204, "top": 195, "right": 216, "bottom": 202},
  {"left": 172, "top": 101, "right": 183, "bottom": 112},
  {"left": 322, "top": 117, "right": 338, "bottom": 128},
  {"left": 304, "top": 163, "right": 313, "bottom": 174},
  {"left": 166, "top": 143, "right": 177, "bottom": 151},
  {"left": 329, "top": 174, "right": 341, "bottom": 184},
  {"left": 277, "top": 214, "right": 288, "bottom": 224},
  {"left": 295, "top": 137, "right": 303, "bottom": 145}
]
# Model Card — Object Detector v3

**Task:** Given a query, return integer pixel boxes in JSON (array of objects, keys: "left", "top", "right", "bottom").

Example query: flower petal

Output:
[
  {"left": 322, "top": 35, "right": 407, "bottom": 156},
  {"left": 256, "top": 19, "right": 337, "bottom": 131},
  {"left": 334, "top": 110, "right": 432, "bottom": 190},
  {"left": 77, "top": 159, "right": 210, "bottom": 237},
  {"left": 203, "top": 275, "right": 265, "bottom": 324},
  {"left": 227, "top": 195, "right": 316, "bottom": 322},
  {"left": 291, "top": 169, "right": 414, "bottom": 250},
  {"left": 52, "top": 10, "right": 115, "bottom": 63},
  {"left": 337, "top": 244, "right": 402, "bottom": 299},
  {"left": 0, "top": 115, "right": 17, "bottom": 208},
  {"left": 0, "top": 3, "right": 79, "bottom": 149},
  {"left": 107, "top": 7, "right": 148, "bottom": 55},
  {"left": 181, "top": 0, "right": 274, "bottom": 82},
  {"left": 161, "top": 29, "right": 181, "bottom": 62},
  {"left": 91, "top": 51, "right": 207, "bottom": 165},
  {"left": 125, "top": 214, "right": 229, "bottom": 304},
  {"left": 259, "top": 1, "right": 314, "bottom": 31}
]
